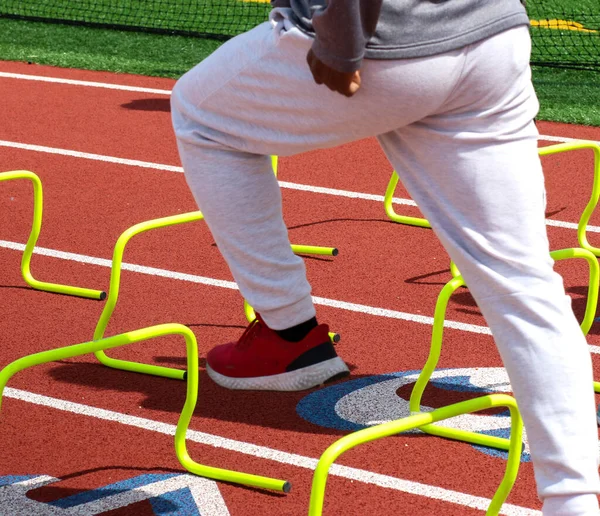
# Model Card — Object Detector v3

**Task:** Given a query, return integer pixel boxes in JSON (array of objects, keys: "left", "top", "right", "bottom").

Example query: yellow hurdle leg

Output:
[
  {"left": 94, "top": 208, "right": 341, "bottom": 376},
  {"left": 309, "top": 394, "right": 523, "bottom": 516},
  {"left": 1, "top": 170, "right": 105, "bottom": 300},
  {"left": 94, "top": 156, "right": 340, "bottom": 377},
  {"left": 94, "top": 211, "right": 205, "bottom": 379},
  {"left": 0, "top": 323, "right": 289, "bottom": 492},
  {"left": 539, "top": 142, "right": 600, "bottom": 256},
  {"left": 386, "top": 142, "right": 600, "bottom": 258},
  {"left": 383, "top": 171, "right": 431, "bottom": 228},
  {"left": 409, "top": 247, "right": 599, "bottom": 450}
]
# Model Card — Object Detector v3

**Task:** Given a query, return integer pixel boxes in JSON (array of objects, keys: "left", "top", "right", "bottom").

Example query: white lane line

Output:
[
  {"left": 3, "top": 475, "right": 229, "bottom": 515},
  {"left": 545, "top": 219, "right": 580, "bottom": 231},
  {"left": 279, "top": 179, "right": 418, "bottom": 206},
  {"left": 1, "top": 139, "right": 599, "bottom": 232},
  {"left": 3, "top": 238, "right": 600, "bottom": 356},
  {"left": 0, "top": 140, "right": 414, "bottom": 205},
  {"left": 539, "top": 134, "right": 600, "bottom": 145},
  {"left": 0, "top": 240, "right": 239, "bottom": 291},
  {"left": 1, "top": 70, "right": 600, "bottom": 145},
  {"left": 312, "top": 295, "right": 490, "bottom": 335},
  {"left": 0, "top": 239, "right": 487, "bottom": 335},
  {"left": 0, "top": 72, "right": 598, "bottom": 148},
  {"left": 0, "top": 71, "right": 172, "bottom": 95},
  {"left": 0, "top": 140, "right": 183, "bottom": 173},
  {"left": 2, "top": 387, "right": 540, "bottom": 515}
]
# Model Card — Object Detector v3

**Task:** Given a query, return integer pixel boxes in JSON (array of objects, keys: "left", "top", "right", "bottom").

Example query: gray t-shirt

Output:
[{"left": 272, "top": 0, "right": 529, "bottom": 72}]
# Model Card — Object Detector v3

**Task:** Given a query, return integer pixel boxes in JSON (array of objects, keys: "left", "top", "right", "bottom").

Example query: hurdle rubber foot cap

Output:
[
  {"left": 332, "top": 333, "right": 341, "bottom": 343},
  {"left": 332, "top": 248, "right": 339, "bottom": 256},
  {"left": 283, "top": 481, "right": 292, "bottom": 493},
  {"left": 99, "top": 291, "right": 107, "bottom": 300}
]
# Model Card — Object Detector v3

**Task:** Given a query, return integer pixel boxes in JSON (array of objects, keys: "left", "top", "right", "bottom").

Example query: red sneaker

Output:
[{"left": 206, "top": 315, "right": 349, "bottom": 391}]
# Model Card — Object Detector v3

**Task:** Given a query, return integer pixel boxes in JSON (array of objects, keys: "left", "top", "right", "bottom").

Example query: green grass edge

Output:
[{"left": 0, "top": 18, "right": 598, "bottom": 127}]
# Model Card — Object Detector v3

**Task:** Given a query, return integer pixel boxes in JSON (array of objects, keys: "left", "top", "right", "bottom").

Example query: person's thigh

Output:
[
  {"left": 378, "top": 26, "right": 600, "bottom": 500},
  {"left": 378, "top": 26, "right": 549, "bottom": 297},
  {"left": 171, "top": 8, "right": 467, "bottom": 158}
]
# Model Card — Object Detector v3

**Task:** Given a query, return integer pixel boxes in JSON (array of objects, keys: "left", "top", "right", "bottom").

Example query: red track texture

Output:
[{"left": 1, "top": 60, "right": 600, "bottom": 515}]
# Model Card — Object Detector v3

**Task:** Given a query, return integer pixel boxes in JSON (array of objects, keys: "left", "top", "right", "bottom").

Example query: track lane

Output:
[
  {"left": 0, "top": 240, "right": 546, "bottom": 513},
  {"left": 2, "top": 60, "right": 600, "bottom": 221},
  {"left": 0, "top": 142, "right": 598, "bottom": 335},
  {"left": 1, "top": 60, "right": 598, "bottom": 514}
]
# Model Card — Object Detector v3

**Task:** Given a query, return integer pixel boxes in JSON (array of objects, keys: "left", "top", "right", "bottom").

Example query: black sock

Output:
[{"left": 276, "top": 317, "right": 318, "bottom": 342}]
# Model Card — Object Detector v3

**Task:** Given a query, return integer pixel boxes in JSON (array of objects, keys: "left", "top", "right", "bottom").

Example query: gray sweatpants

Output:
[{"left": 171, "top": 9, "right": 600, "bottom": 514}]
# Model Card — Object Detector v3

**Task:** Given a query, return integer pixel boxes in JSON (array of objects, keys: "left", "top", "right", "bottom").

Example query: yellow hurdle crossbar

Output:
[
  {"left": 384, "top": 142, "right": 600, "bottom": 256},
  {"left": 408, "top": 247, "right": 599, "bottom": 451},
  {"left": 309, "top": 394, "right": 523, "bottom": 516},
  {"left": 0, "top": 323, "right": 289, "bottom": 491}
]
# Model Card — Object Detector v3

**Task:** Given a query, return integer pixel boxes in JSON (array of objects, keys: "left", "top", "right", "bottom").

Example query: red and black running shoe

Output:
[{"left": 206, "top": 315, "right": 349, "bottom": 391}]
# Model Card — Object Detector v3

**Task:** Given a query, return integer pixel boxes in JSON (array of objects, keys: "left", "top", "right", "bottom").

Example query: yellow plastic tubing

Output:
[
  {"left": 94, "top": 211, "right": 205, "bottom": 380},
  {"left": 384, "top": 142, "right": 600, "bottom": 256},
  {"left": 94, "top": 155, "right": 341, "bottom": 375},
  {"left": 0, "top": 170, "right": 105, "bottom": 300},
  {"left": 309, "top": 394, "right": 523, "bottom": 516},
  {"left": 93, "top": 214, "right": 340, "bottom": 377},
  {"left": 538, "top": 142, "right": 600, "bottom": 256},
  {"left": 0, "top": 323, "right": 289, "bottom": 492},
  {"left": 408, "top": 247, "right": 599, "bottom": 452}
]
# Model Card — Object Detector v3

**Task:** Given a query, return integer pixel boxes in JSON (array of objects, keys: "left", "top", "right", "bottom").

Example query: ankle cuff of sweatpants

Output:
[
  {"left": 543, "top": 494, "right": 600, "bottom": 515},
  {"left": 258, "top": 295, "right": 316, "bottom": 331}
]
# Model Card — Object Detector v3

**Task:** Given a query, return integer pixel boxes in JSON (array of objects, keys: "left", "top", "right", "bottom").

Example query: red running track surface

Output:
[{"left": 1, "top": 60, "right": 600, "bottom": 515}]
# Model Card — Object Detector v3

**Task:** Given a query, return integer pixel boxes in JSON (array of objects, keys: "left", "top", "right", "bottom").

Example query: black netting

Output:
[
  {"left": 0, "top": 1, "right": 271, "bottom": 39},
  {"left": 0, "top": 1, "right": 598, "bottom": 69},
  {"left": 528, "top": 3, "right": 600, "bottom": 70}
]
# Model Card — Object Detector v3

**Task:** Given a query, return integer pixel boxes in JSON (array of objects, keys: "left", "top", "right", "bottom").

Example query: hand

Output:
[{"left": 306, "top": 48, "right": 361, "bottom": 97}]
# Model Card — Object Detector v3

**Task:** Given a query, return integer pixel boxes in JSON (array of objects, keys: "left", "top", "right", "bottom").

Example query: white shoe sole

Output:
[{"left": 206, "top": 357, "right": 350, "bottom": 391}]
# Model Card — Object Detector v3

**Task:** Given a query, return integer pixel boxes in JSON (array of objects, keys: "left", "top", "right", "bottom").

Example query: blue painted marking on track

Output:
[
  {"left": 430, "top": 375, "right": 491, "bottom": 393},
  {"left": 296, "top": 367, "right": 531, "bottom": 462},
  {"left": 296, "top": 370, "right": 419, "bottom": 432},
  {"left": 149, "top": 487, "right": 201, "bottom": 516},
  {"left": 0, "top": 473, "right": 204, "bottom": 515},
  {"left": 47, "top": 473, "right": 180, "bottom": 508},
  {"left": 0, "top": 475, "right": 37, "bottom": 487}
]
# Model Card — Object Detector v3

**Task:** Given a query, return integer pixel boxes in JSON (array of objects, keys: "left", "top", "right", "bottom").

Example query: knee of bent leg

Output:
[
  {"left": 170, "top": 72, "right": 207, "bottom": 146},
  {"left": 171, "top": 64, "right": 211, "bottom": 122},
  {"left": 170, "top": 73, "right": 191, "bottom": 121}
]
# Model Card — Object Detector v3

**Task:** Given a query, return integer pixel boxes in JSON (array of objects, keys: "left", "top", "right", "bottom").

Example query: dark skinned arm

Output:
[{"left": 306, "top": 0, "right": 383, "bottom": 97}]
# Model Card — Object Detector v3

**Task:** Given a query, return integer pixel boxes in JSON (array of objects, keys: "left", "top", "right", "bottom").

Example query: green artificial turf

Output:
[
  {"left": 0, "top": 0, "right": 270, "bottom": 38},
  {"left": 0, "top": 18, "right": 220, "bottom": 78},
  {"left": 532, "top": 66, "right": 600, "bottom": 126},
  {"left": 528, "top": 0, "right": 598, "bottom": 12},
  {"left": 0, "top": 12, "right": 598, "bottom": 126}
]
